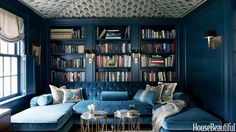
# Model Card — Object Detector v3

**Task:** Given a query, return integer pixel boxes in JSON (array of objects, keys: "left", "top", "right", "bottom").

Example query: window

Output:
[
  {"left": 0, "top": 8, "right": 25, "bottom": 101},
  {"left": 0, "top": 39, "right": 24, "bottom": 101}
]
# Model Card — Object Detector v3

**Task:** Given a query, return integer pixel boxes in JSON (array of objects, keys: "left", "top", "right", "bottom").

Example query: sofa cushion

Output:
[
  {"left": 49, "top": 84, "right": 66, "bottom": 104},
  {"left": 11, "top": 103, "right": 74, "bottom": 131},
  {"left": 145, "top": 84, "right": 164, "bottom": 103},
  {"left": 161, "top": 107, "right": 222, "bottom": 130},
  {"left": 37, "top": 94, "right": 53, "bottom": 106},
  {"left": 159, "top": 82, "right": 177, "bottom": 103},
  {"left": 173, "top": 92, "right": 191, "bottom": 104},
  {"left": 101, "top": 91, "right": 128, "bottom": 101},
  {"left": 133, "top": 89, "right": 157, "bottom": 105},
  {"left": 30, "top": 96, "right": 39, "bottom": 107},
  {"left": 62, "top": 88, "right": 83, "bottom": 103},
  {"left": 73, "top": 100, "right": 152, "bottom": 116}
]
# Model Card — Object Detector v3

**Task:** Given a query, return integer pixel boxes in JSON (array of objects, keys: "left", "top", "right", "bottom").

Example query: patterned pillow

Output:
[
  {"left": 145, "top": 84, "right": 164, "bottom": 103},
  {"left": 49, "top": 84, "right": 66, "bottom": 104},
  {"left": 62, "top": 88, "right": 84, "bottom": 103},
  {"left": 159, "top": 82, "right": 177, "bottom": 104}
]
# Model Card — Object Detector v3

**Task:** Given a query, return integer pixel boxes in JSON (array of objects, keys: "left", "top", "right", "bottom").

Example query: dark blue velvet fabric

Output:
[
  {"left": 162, "top": 107, "right": 222, "bottom": 130},
  {"left": 73, "top": 100, "right": 152, "bottom": 116},
  {"left": 101, "top": 91, "right": 129, "bottom": 101}
]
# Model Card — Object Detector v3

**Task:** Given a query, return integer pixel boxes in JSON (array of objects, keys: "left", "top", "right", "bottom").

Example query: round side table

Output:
[
  {"left": 80, "top": 110, "right": 108, "bottom": 132},
  {"left": 114, "top": 110, "right": 140, "bottom": 132}
]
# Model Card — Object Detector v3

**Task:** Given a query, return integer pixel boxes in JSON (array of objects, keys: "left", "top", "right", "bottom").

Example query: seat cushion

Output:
[
  {"left": 73, "top": 100, "right": 152, "bottom": 116},
  {"left": 161, "top": 107, "right": 222, "bottom": 130},
  {"left": 11, "top": 103, "right": 74, "bottom": 131}
]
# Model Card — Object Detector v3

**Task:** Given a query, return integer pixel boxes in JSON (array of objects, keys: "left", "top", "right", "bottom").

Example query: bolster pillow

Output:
[
  {"left": 101, "top": 91, "right": 129, "bottom": 101},
  {"left": 37, "top": 94, "right": 53, "bottom": 106}
]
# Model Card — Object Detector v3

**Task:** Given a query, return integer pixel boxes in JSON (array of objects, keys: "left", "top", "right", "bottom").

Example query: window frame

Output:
[{"left": 0, "top": 41, "right": 23, "bottom": 101}]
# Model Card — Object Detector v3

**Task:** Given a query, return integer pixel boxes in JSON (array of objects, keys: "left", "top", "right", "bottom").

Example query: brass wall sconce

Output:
[
  {"left": 204, "top": 29, "right": 222, "bottom": 49},
  {"left": 132, "top": 50, "right": 140, "bottom": 64},
  {"left": 85, "top": 50, "right": 95, "bottom": 63}
]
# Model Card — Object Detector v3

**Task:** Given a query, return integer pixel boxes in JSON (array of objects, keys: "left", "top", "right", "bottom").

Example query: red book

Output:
[{"left": 171, "top": 42, "right": 175, "bottom": 53}]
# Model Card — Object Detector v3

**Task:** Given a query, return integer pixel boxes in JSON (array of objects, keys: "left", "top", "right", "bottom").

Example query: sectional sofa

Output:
[{"left": 11, "top": 82, "right": 222, "bottom": 132}]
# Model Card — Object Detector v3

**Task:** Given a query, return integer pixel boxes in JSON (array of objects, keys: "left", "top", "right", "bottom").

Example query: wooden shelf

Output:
[
  {"left": 96, "top": 67, "right": 131, "bottom": 72},
  {"left": 96, "top": 53, "right": 131, "bottom": 55},
  {"left": 140, "top": 67, "right": 175, "bottom": 71},
  {"left": 51, "top": 53, "right": 85, "bottom": 57},
  {"left": 51, "top": 39, "right": 86, "bottom": 44},
  {"left": 96, "top": 39, "right": 131, "bottom": 42},
  {"left": 51, "top": 67, "right": 86, "bottom": 72},
  {"left": 141, "top": 52, "right": 175, "bottom": 56},
  {"left": 141, "top": 38, "right": 175, "bottom": 42}
]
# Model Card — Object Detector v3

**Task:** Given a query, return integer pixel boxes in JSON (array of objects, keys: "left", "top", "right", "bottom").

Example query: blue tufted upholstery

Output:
[{"left": 65, "top": 82, "right": 157, "bottom": 100}]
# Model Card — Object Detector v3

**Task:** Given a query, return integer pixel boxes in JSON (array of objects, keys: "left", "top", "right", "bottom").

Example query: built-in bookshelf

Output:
[
  {"left": 50, "top": 26, "right": 86, "bottom": 83},
  {"left": 95, "top": 25, "right": 132, "bottom": 82},
  {"left": 140, "top": 25, "right": 176, "bottom": 82}
]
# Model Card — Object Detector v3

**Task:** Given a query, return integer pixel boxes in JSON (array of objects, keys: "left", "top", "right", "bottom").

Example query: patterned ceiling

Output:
[{"left": 19, "top": 0, "right": 207, "bottom": 18}]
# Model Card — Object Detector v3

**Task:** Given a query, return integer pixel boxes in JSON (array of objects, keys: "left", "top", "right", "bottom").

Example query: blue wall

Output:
[
  {"left": 180, "top": 0, "right": 234, "bottom": 122},
  {"left": 0, "top": 0, "right": 44, "bottom": 114}
]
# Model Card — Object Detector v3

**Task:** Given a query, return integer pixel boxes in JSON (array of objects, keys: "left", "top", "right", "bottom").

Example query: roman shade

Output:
[{"left": 0, "top": 8, "right": 24, "bottom": 42}]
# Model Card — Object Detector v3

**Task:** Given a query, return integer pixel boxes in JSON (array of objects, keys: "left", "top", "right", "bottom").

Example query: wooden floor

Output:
[{"left": 69, "top": 125, "right": 152, "bottom": 132}]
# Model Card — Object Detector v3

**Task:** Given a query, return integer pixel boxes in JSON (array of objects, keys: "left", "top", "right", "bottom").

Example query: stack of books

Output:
[
  {"left": 96, "top": 71, "right": 131, "bottom": 82},
  {"left": 52, "top": 58, "right": 85, "bottom": 68},
  {"left": 96, "top": 55, "right": 131, "bottom": 68},
  {"left": 141, "top": 55, "right": 164, "bottom": 67},
  {"left": 105, "top": 30, "right": 121, "bottom": 39},
  {"left": 51, "top": 71, "right": 85, "bottom": 82},
  {"left": 96, "top": 43, "right": 131, "bottom": 53},
  {"left": 52, "top": 44, "right": 84, "bottom": 54},
  {"left": 51, "top": 28, "right": 74, "bottom": 39}
]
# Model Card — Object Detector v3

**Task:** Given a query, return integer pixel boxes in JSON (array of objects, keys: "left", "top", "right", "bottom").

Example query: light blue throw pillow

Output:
[
  {"left": 30, "top": 96, "right": 39, "bottom": 107},
  {"left": 101, "top": 91, "right": 129, "bottom": 101},
  {"left": 133, "top": 89, "right": 157, "bottom": 105},
  {"left": 37, "top": 94, "right": 53, "bottom": 106}
]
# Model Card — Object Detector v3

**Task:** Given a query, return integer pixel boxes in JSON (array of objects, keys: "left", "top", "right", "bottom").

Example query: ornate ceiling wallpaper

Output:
[{"left": 19, "top": 0, "right": 206, "bottom": 18}]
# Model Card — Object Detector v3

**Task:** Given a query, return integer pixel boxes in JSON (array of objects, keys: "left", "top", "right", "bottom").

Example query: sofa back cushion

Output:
[
  {"left": 101, "top": 91, "right": 128, "bottom": 101},
  {"left": 64, "top": 82, "right": 159, "bottom": 100}
]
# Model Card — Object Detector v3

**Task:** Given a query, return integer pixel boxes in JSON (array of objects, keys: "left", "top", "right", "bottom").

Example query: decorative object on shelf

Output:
[
  {"left": 87, "top": 103, "right": 96, "bottom": 115},
  {"left": 132, "top": 50, "right": 140, "bottom": 64},
  {"left": 204, "top": 29, "right": 222, "bottom": 49},
  {"left": 85, "top": 50, "right": 95, "bottom": 63}
]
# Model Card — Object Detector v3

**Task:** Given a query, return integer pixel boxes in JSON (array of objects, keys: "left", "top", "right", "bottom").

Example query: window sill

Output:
[{"left": 0, "top": 95, "right": 26, "bottom": 105}]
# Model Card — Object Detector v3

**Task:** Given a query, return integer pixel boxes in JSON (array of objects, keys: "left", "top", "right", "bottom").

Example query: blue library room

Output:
[{"left": 0, "top": 0, "right": 236, "bottom": 132}]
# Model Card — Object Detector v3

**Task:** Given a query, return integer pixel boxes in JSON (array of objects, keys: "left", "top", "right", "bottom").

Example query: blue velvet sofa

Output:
[{"left": 11, "top": 82, "right": 222, "bottom": 132}]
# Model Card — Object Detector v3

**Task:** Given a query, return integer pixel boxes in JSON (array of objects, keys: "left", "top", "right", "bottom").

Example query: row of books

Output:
[
  {"left": 97, "top": 27, "right": 130, "bottom": 39},
  {"left": 141, "top": 43, "right": 175, "bottom": 54},
  {"left": 142, "top": 71, "right": 176, "bottom": 82},
  {"left": 96, "top": 55, "right": 131, "bottom": 67},
  {"left": 52, "top": 44, "right": 84, "bottom": 54},
  {"left": 51, "top": 71, "right": 85, "bottom": 82},
  {"left": 164, "top": 55, "right": 175, "bottom": 67},
  {"left": 96, "top": 72, "right": 131, "bottom": 82},
  {"left": 52, "top": 58, "right": 85, "bottom": 68},
  {"left": 141, "top": 29, "right": 176, "bottom": 39},
  {"left": 96, "top": 43, "right": 131, "bottom": 53},
  {"left": 141, "top": 55, "right": 164, "bottom": 67},
  {"left": 50, "top": 27, "right": 86, "bottom": 40}
]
